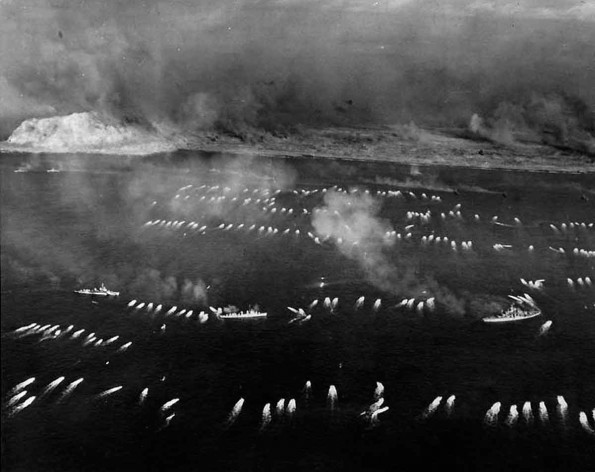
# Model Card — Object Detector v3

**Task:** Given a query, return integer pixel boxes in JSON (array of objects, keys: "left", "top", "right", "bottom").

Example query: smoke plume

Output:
[
  {"left": 311, "top": 189, "right": 465, "bottom": 316},
  {"left": 0, "top": 0, "right": 593, "bottom": 150}
]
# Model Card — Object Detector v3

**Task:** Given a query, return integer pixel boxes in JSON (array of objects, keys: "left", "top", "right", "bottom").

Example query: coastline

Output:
[{"left": 2, "top": 126, "right": 594, "bottom": 175}]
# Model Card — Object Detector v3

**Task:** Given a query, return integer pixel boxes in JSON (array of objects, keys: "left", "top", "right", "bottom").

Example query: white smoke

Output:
[
  {"left": 4, "top": 112, "right": 177, "bottom": 155},
  {"left": 311, "top": 190, "right": 465, "bottom": 316}
]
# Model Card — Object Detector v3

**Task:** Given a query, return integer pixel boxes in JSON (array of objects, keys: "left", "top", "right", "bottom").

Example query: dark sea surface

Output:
[{"left": 1, "top": 151, "right": 594, "bottom": 471}]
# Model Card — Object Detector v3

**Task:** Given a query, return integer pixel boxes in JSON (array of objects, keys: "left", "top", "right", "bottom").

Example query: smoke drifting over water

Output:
[
  {"left": 0, "top": 0, "right": 593, "bottom": 149},
  {"left": 312, "top": 189, "right": 465, "bottom": 316}
]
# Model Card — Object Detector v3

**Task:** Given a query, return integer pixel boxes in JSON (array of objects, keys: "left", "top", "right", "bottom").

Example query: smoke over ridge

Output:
[{"left": 1, "top": 0, "right": 593, "bottom": 148}]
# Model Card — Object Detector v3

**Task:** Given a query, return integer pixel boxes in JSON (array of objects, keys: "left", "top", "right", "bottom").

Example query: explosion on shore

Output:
[{"left": 5, "top": 112, "right": 177, "bottom": 155}]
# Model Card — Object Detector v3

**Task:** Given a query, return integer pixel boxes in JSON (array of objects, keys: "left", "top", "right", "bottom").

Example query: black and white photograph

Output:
[{"left": 1, "top": 1, "right": 594, "bottom": 471}]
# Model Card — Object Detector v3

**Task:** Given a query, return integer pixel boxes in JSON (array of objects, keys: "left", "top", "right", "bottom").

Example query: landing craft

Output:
[
  {"left": 8, "top": 377, "right": 35, "bottom": 396},
  {"left": 522, "top": 401, "right": 533, "bottom": 423},
  {"left": 39, "top": 377, "right": 66, "bottom": 399},
  {"left": 362, "top": 397, "right": 384, "bottom": 416},
  {"left": 160, "top": 398, "right": 180, "bottom": 412},
  {"left": 226, "top": 398, "right": 245, "bottom": 426},
  {"left": 578, "top": 412, "right": 594, "bottom": 435},
  {"left": 577, "top": 277, "right": 585, "bottom": 287},
  {"left": 538, "top": 401, "right": 549, "bottom": 423},
  {"left": 331, "top": 298, "right": 338, "bottom": 310},
  {"left": 445, "top": 395, "right": 456, "bottom": 416},
  {"left": 58, "top": 378, "right": 84, "bottom": 403},
  {"left": 506, "top": 405, "right": 519, "bottom": 427},
  {"left": 14, "top": 323, "right": 36, "bottom": 334},
  {"left": 71, "top": 329, "right": 85, "bottom": 339},
  {"left": 163, "top": 413, "right": 176, "bottom": 428},
  {"left": 374, "top": 382, "right": 384, "bottom": 400},
  {"left": 556, "top": 396, "right": 569, "bottom": 425},
  {"left": 276, "top": 399, "right": 285, "bottom": 416},
  {"left": 95, "top": 386, "right": 123, "bottom": 399},
  {"left": 8, "top": 396, "right": 36, "bottom": 417},
  {"left": 421, "top": 396, "right": 442, "bottom": 419},
  {"left": 327, "top": 385, "right": 338, "bottom": 410},
  {"left": 105, "top": 336, "right": 119, "bottom": 345},
  {"left": 539, "top": 320, "right": 553, "bottom": 336},
  {"left": 117, "top": 341, "right": 132, "bottom": 352},
  {"left": 260, "top": 403, "right": 272, "bottom": 430},
  {"left": 484, "top": 402, "right": 501, "bottom": 426},
  {"left": 6, "top": 391, "right": 28, "bottom": 408}
]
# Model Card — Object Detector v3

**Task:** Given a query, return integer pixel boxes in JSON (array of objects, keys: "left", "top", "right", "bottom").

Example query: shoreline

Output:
[{"left": 2, "top": 125, "right": 594, "bottom": 175}]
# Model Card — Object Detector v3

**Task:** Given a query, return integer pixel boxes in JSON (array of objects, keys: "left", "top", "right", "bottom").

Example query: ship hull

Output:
[{"left": 482, "top": 311, "right": 541, "bottom": 323}]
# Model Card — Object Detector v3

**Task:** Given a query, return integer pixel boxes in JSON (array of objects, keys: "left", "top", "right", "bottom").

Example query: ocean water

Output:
[{"left": 1, "top": 151, "right": 594, "bottom": 471}]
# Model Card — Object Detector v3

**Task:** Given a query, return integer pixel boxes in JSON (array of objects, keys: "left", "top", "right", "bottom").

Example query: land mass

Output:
[
  {"left": 181, "top": 124, "right": 595, "bottom": 174},
  {"left": 1, "top": 113, "right": 594, "bottom": 173}
]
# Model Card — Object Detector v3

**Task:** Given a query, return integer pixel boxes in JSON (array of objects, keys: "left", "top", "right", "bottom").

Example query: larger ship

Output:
[
  {"left": 74, "top": 283, "right": 119, "bottom": 297},
  {"left": 211, "top": 305, "right": 267, "bottom": 320},
  {"left": 483, "top": 294, "right": 541, "bottom": 323}
]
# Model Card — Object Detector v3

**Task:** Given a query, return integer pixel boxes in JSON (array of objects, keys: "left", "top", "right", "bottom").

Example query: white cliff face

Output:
[{"left": 5, "top": 112, "right": 177, "bottom": 154}]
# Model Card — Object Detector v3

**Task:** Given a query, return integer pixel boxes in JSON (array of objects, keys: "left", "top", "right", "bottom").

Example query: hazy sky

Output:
[{"left": 1, "top": 0, "right": 593, "bottom": 137}]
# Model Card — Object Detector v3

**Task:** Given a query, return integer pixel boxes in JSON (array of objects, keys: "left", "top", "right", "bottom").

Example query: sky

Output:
[{"left": 0, "top": 0, "right": 593, "bottom": 139}]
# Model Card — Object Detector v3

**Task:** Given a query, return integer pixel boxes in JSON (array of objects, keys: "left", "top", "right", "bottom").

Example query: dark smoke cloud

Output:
[{"left": 0, "top": 0, "right": 593, "bottom": 147}]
